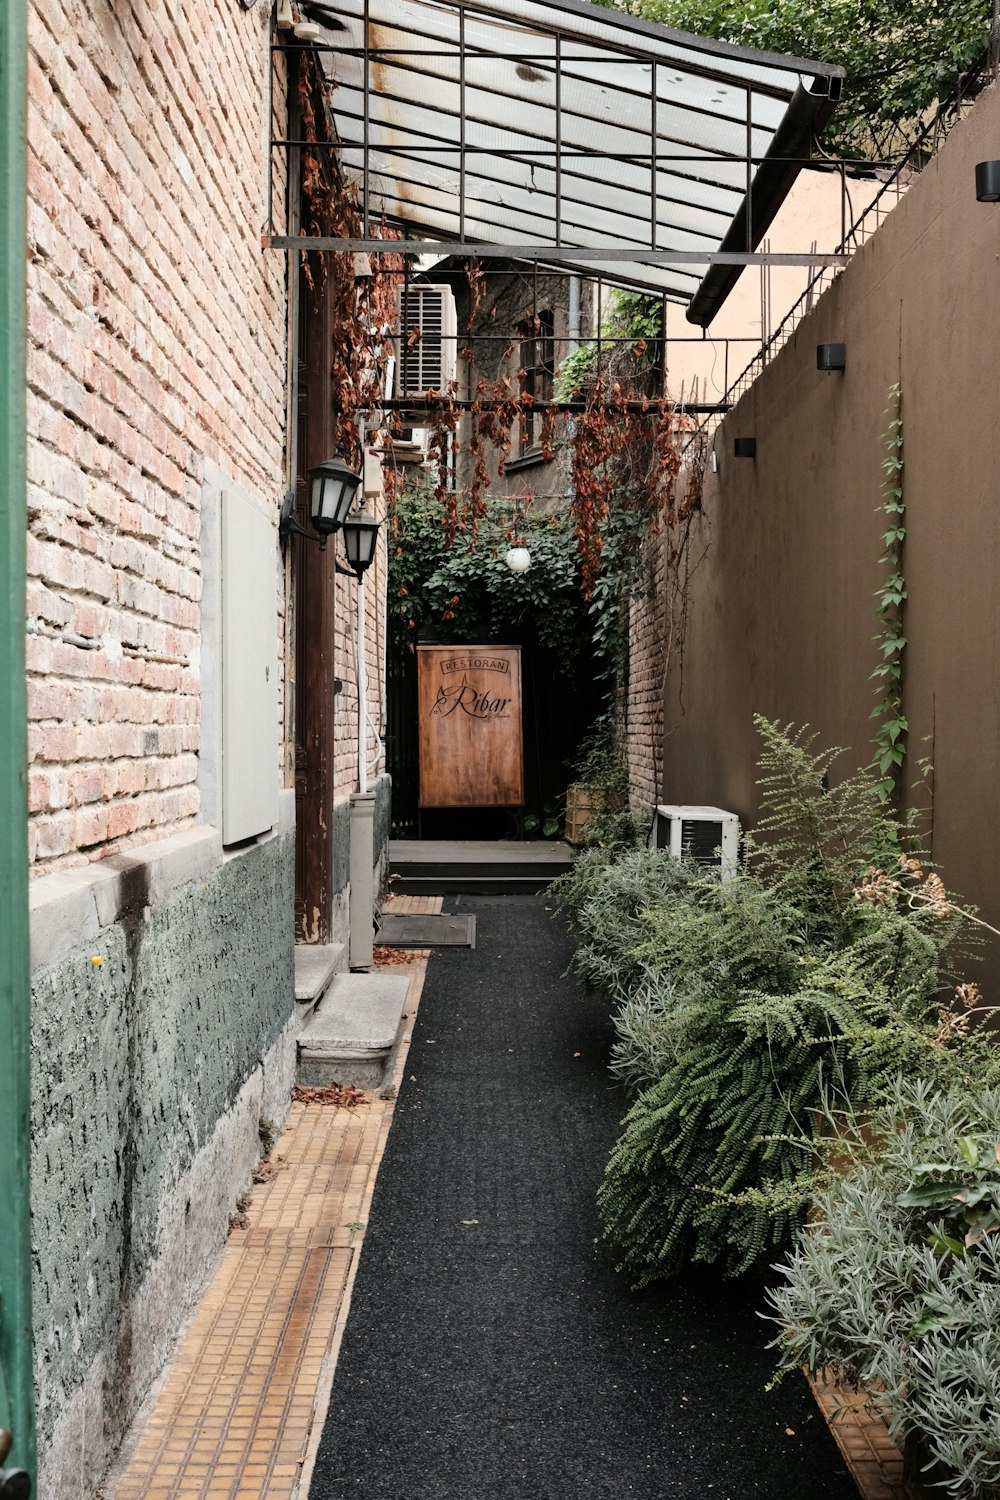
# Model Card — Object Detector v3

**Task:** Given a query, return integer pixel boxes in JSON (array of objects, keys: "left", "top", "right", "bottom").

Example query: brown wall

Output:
[{"left": 654, "top": 79, "right": 1000, "bottom": 950}]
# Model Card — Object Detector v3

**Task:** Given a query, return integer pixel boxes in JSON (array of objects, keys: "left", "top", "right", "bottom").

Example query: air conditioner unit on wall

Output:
[
  {"left": 396, "top": 283, "right": 458, "bottom": 398},
  {"left": 650, "top": 805, "right": 740, "bottom": 881}
]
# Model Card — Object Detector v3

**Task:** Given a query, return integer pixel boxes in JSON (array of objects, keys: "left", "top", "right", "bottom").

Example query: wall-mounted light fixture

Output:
[
  {"left": 279, "top": 454, "right": 362, "bottom": 549},
  {"left": 504, "top": 546, "right": 531, "bottom": 574},
  {"left": 734, "top": 438, "right": 756, "bottom": 459},
  {"left": 976, "top": 161, "right": 1000, "bottom": 202},
  {"left": 341, "top": 512, "right": 381, "bottom": 578},
  {"left": 817, "top": 342, "right": 846, "bottom": 371}
]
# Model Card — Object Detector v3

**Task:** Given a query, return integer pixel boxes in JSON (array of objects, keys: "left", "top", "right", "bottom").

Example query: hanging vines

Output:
[
  {"left": 297, "top": 54, "right": 405, "bottom": 471},
  {"left": 870, "top": 383, "right": 907, "bottom": 802},
  {"left": 295, "top": 58, "right": 698, "bottom": 680}
]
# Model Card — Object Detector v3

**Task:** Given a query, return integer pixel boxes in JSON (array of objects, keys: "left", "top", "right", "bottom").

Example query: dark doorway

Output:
[{"left": 387, "top": 629, "right": 604, "bottom": 840}]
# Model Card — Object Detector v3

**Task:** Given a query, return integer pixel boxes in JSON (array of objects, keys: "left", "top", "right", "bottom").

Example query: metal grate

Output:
[
  {"left": 680, "top": 818, "right": 723, "bottom": 866},
  {"left": 398, "top": 283, "right": 456, "bottom": 394},
  {"left": 377, "top": 913, "right": 477, "bottom": 947}
]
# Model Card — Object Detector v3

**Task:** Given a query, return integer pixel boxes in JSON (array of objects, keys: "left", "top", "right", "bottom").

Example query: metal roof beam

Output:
[
  {"left": 263, "top": 235, "right": 848, "bottom": 269},
  {"left": 687, "top": 75, "right": 843, "bottom": 325}
]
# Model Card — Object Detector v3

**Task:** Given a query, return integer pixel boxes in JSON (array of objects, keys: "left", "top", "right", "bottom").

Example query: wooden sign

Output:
[{"left": 417, "top": 646, "right": 524, "bottom": 808}]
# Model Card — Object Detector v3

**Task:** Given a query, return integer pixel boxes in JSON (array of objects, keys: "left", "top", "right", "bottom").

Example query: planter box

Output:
[
  {"left": 904, "top": 1429, "right": 963, "bottom": 1499},
  {"left": 564, "top": 784, "right": 623, "bottom": 845}
]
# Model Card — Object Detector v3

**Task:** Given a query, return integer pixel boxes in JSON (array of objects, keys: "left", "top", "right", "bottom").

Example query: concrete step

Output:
[
  {"left": 390, "top": 873, "right": 563, "bottom": 895},
  {"left": 389, "top": 839, "right": 573, "bottom": 895},
  {"left": 297, "top": 971, "right": 410, "bottom": 1089},
  {"left": 293, "top": 942, "right": 347, "bottom": 1019}
]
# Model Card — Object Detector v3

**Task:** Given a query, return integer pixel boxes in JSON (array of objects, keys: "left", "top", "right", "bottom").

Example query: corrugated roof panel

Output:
[{"left": 301, "top": 0, "right": 843, "bottom": 314}]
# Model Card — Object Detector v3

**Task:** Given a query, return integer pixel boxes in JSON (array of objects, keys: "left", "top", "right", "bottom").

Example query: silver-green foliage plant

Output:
[
  {"left": 584, "top": 719, "right": 977, "bottom": 1284},
  {"left": 608, "top": 978, "right": 706, "bottom": 1093},
  {"left": 769, "top": 1079, "right": 1000, "bottom": 1500},
  {"left": 556, "top": 845, "right": 698, "bottom": 1004}
]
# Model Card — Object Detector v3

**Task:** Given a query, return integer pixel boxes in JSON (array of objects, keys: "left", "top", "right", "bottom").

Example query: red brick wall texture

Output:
[{"left": 24, "top": 0, "right": 288, "bottom": 870}]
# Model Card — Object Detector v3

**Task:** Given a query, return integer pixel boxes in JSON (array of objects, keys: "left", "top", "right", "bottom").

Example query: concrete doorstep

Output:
[
  {"left": 297, "top": 971, "right": 411, "bottom": 1089},
  {"left": 293, "top": 943, "right": 347, "bottom": 1017}
]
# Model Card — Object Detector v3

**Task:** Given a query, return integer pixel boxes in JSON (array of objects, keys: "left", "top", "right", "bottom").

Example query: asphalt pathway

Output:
[{"left": 310, "top": 893, "right": 859, "bottom": 1499}]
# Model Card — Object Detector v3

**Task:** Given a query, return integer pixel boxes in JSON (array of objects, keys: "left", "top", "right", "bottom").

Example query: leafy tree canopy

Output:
[{"left": 604, "top": 0, "right": 992, "bottom": 159}]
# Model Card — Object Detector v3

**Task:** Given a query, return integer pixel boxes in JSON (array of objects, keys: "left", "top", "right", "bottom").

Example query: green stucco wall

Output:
[{"left": 30, "top": 829, "right": 295, "bottom": 1493}]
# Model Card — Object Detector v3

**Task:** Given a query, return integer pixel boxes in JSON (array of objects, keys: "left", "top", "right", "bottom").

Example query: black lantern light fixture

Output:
[
  {"left": 975, "top": 161, "right": 1000, "bottom": 202},
  {"left": 734, "top": 437, "right": 756, "bottom": 459},
  {"left": 342, "top": 511, "right": 381, "bottom": 578},
  {"left": 817, "top": 342, "right": 846, "bottom": 372},
  {"left": 279, "top": 453, "right": 362, "bottom": 549}
]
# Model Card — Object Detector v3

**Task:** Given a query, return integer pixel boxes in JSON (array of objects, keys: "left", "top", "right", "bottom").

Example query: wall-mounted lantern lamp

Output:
[
  {"left": 734, "top": 437, "right": 756, "bottom": 459},
  {"left": 279, "top": 454, "right": 362, "bottom": 549},
  {"left": 342, "top": 512, "right": 381, "bottom": 578},
  {"left": 975, "top": 161, "right": 1000, "bottom": 202},
  {"left": 817, "top": 342, "right": 846, "bottom": 371}
]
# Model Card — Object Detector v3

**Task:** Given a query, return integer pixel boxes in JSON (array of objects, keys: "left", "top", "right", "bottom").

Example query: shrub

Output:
[
  {"left": 560, "top": 718, "right": 981, "bottom": 1284},
  {"left": 599, "top": 915, "right": 977, "bottom": 1284},
  {"left": 608, "top": 978, "right": 705, "bottom": 1094},
  {"left": 555, "top": 845, "right": 697, "bottom": 1003},
  {"left": 769, "top": 1079, "right": 1000, "bottom": 1500}
]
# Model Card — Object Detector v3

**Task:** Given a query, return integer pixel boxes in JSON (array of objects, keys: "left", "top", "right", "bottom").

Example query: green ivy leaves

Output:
[
  {"left": 610, "top": 0, "right": 990, "bottom": 161},
  {"left": 870, "top": 384, "right": 907, "bottom": 800},
  {"left": 388, "top": 481, "right": 591, "bottom": 672}
]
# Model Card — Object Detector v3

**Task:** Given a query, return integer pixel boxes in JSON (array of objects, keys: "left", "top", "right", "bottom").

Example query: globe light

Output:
[{"left": 505, "top": 546, "right": 531, "bottom": 574}]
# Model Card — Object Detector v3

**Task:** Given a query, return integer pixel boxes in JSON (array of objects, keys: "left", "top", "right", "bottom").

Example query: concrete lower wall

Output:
[
  {"left": 29, "top": 797, "right": 297, "bottom": 1499},
  {"left": 373, "top": 772, "right": 392, "bottom": 902},
  {"left": 329, "top": 771, "right": 392, "bottom": 934}
]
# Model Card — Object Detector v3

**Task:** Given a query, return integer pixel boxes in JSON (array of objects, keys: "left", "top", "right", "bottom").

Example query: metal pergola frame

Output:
[{"left": 264, "top": 0, "right": 847, "bottom": 325}]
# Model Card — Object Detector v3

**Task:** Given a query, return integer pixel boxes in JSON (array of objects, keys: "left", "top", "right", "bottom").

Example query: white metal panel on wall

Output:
[{"left": 221, "top": 488, "right": 279, "bottom": 843}]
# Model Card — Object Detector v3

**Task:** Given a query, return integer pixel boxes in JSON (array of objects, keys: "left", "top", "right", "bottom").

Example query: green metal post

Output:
[{"left": 0, "top": 0, "right": 37, "bottom": 1485}]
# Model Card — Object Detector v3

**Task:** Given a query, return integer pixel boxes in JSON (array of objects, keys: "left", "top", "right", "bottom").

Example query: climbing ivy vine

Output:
[
  {"left": 389, "top": 480, "right": 590, "bottom": 672},
  {"left": 870, "top": 384, "right": 907, "bottom": 801}
]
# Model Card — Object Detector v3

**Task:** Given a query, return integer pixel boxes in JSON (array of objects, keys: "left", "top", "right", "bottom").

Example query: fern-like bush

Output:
[
  {"left": 599, "top": 912, "right": 975, "bottom": 1283},
  {"left": 555, "top": 845, "right": 696, "bottom": 1002},
  {"left": 560, "top": 718, "right": 985, "bottom": 1284},
  {"left": 769, "top": 1079, "right": 1000, "bottom": 1500}
]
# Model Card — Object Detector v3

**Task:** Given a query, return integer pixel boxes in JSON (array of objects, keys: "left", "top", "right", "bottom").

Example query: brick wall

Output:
[
  {"left": 626, "top": 525, "right": 667, "bottom": 814},
  {"left": 25, "top": 0, "right": 287, "bottom": 871},
  {"left": 626, "top": 428, "right": 703, "bottom": 815},
  {"left": 329, "top": 449, "right": 389, "bottom": 799}
]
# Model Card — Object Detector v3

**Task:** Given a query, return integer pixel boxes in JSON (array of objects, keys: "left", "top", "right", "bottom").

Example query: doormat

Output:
[{"left": 377, "top": 913, "right": 477, "bottom": 949}]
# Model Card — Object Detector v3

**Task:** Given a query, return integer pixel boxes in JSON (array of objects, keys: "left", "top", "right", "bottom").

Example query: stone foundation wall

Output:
[{"left": 29, "top": 811, "right": 296, "bottom": 1498}]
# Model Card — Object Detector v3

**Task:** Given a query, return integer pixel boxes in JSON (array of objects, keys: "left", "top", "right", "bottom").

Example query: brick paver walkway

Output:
[{"left": 101, "top": 895, "right": 440, "bottom": 1500}]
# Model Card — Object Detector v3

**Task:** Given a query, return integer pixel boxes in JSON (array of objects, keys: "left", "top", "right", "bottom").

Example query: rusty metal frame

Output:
[{"left": 265, "top": 0, "right": 847, "bottom": 322}]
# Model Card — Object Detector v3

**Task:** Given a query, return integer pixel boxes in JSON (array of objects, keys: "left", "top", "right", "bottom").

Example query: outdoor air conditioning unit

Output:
[
  {"left": 650, "top": 804, "right": 740, "bottom": 881},
  {"left": 395, "top": 283, "right": 459, "bottom": 472},
  {"left": 396, "top": 282, "right": 458, "bottom": 399}
]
